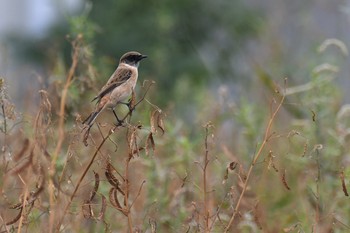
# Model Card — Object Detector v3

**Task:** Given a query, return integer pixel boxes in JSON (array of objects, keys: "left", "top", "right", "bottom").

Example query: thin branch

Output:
[
  {"left": 49, "top": 35, "right": 82, "bottom": 233},
  {"left": 17, "top": 174, "right": 29, "bottom": 233},
  {"left": 203, "top": 122, "right": 212, "bottom": 233},
  {"left": 224, "top": 80, "right": 286, "bottom": 232},
  {"left": 55, "top": 127, "right": 113, "bottom": 233},
  {"left": 129, "top": 180, "right": 146, "bottom": 209},
  {"left": 53, "top": 35, "right": 81, "bottom": 163},
  {"left": 125, "top": 156, "right": 133, "bottom": 233},
  {"left": 1, "top": 104, "right": 6, "bottom": 134}
]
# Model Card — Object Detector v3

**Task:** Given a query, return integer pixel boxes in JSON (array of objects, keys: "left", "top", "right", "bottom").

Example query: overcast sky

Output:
[{"left": 0, "top": 0, "right": 81, "bottom": 39}]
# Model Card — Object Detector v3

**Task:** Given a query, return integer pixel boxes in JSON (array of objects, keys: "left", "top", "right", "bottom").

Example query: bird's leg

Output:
[{"left": 112, "top": 109, "right": 123, "bottom": 126}]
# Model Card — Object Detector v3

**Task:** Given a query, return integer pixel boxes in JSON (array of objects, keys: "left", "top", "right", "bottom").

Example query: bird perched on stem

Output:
[{"left": 83, "top": 51, "right": 147, "bottom": 127}]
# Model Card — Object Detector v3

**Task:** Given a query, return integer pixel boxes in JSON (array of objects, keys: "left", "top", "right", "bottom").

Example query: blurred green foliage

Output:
[
  {"left": 87, "top": 0, "right": 261, "bottom": 105},
  {"left": 7, "top": 0, "right": 261, "bottom": 109}
]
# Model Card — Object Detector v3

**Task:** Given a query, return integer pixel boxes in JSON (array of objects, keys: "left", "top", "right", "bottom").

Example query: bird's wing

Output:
[{"left": 92, "top": 67, "right": 132, "bottom": 102}]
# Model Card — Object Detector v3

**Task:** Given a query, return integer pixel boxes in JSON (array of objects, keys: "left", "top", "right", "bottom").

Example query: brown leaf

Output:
[
  {"left": 281, "top": 169, "right": 291, "bottom": 190},
  {"left": 151, "top": 109, "right": 165, "bottom": 135},
  {"left": 98, "top": 195, "right": 107, "bottom": 220},
  {"left": 340, "top": 171, "right": 349, "bottom": 196},
  {"left": 105, "top": 163, "right": 120, "bottom": 189},
  {"left": 128, "top": 126, "right": 139, "bottom": 157},
  {"left": 223, "top": 162, "right": 237, "bottom": 184},
  {"left": 145, "top": 133, "right": 155, "bottom": 156},
  {"left": 89, "top": 171, "right": 100, "bottom": 201},
  {"left": 267, "top": 150, "right": 279, "bottom": 172},
  {"left": 83, "top": 128, "right": 90, "bottom": 147},
  {"left": 229, "top": 161, "right": 237, "bottom": 170},
  {"left": 82, "top": 201, "right": 93, "bottom": 219},
  {"left": 109, "top": 188, "right": 127, "bottom": 216}
]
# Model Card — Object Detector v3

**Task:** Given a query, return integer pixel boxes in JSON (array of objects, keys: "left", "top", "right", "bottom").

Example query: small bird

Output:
[{"left": 83, "top": 51, "right": 147, "bottom": 127}]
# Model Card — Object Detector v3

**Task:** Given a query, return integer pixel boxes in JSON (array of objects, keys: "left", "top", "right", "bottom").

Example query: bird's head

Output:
[{"left": 119, "top": 51, "right": 147, "bottom": 67}]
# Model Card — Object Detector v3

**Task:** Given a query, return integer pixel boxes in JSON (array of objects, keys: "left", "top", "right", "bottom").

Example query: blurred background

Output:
[
  {"left": 1, "top": 0, "right": 350, "bottom": 112},
  {"left": 2, "top": 0, "right": 350, "bottom": 232}
]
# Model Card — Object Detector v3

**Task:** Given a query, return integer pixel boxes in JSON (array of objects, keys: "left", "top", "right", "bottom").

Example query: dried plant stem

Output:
[
  {"left": 203, "top": 124, "right": 211, "bottom": 233},
  {"left": 125, "top": 157, "right": 133, "bottom": 233},
  {"left": 0, "top": 215, "right": 10, "bottom": 233},
  {"left": 49, "top": 36, "right": 81, "bottom": 233},
  {"left": 1, "top": 103, "right": 7, "bottom": 163},
  {"left": 55, "top": 128, "right": 113, "bottom": 233},
  {"left": 1, "top": 104, "right": 7, "bottom": 134},
  {"left": 54, "top": 36, "right": 81, "bottom": 159},
  {"left": 17, "top": 175, "right": 29, "bottom": 233},
  {"left": 224, "top": 93, "right": 285, "bottom": 232},
  {"left": 313, "top": 148, "right": 321, "bottom": 232}
]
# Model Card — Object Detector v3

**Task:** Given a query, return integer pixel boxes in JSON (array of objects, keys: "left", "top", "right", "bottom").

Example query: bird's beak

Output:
[{"left": 140, "top": 54, "right": 148, "bottom": 59}]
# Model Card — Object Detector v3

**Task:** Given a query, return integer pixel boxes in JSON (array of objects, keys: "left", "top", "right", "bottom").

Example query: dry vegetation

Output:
[{"left": 1, "top": 36, "right": 350, "bottom": 233}]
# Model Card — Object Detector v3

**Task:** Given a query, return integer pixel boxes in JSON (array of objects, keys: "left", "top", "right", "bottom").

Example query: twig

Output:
[
  {"left": 129, "top": 180, "right": 146, "bottom": 209},
  {"left": 1, "top": 104, "right": 6, "bottom": 134},
  {"left": 224, "top": 80, "right": 285, "bottom": 232},
  {"left": 340, "top": 170, "right": 349, "bottom": 196},
  {"left": 17, "top": 174, "right": 29, "bottom": 233},
  {"left": 313, "top": 146, "right": 322, "bottom": 231},
  {"left": 55, "top": 127, "right": 113, "bottom": 233},
  {"left": 125, "top": 156, "right": 133, "bottom": 233},
  {"left": 49, "top": 35, "right": 82, "bottom": 233},
  {"left": 0, "top": 215, "right": 10, "bottom": 233},
  {"left": 203, "top": 122, "right": 212, "bottom": 232},
  {"left": 53, "top": 35, "right": 81, "bottom": 164}
]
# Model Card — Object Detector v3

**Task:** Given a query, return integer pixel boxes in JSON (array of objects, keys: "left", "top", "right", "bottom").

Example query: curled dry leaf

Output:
[
  {"left": 145, "top": 133, "right": 155, "bottom": 156},
  {"left": 105, "top": 163, "right": 120, "bottom": 188},
  {"left": 83, "top": 127, "right": 90, "bottom": 147},
  {"left": 150, "top": 109, "right": 165, "bottom": 135},
  {"left": 90, "top": 172, "right": 100, "bottom": 201},
  {"left": 281, "top": 169, "right": 291, "bottom": 191},
  {"left": 109, "top": 188, "right": 120, "bottom": 209},
  {"left": 223, "top": 162, "right": 237, "bottom": 184},
  {"left": 82, "top": 201, "right": 93, "bottom": 219},
  {"left": 340, "top": 171, "right": 349, "bottom": 197},
  {"left": 128, "top": 126, "right": 139, "bottom": 157},
  {"left": 82, "top": 172, "right": 100, "bottom": 219},
  {"left": 98, "top": 195, "right": 107, "bottom": 220},
  {"left": 267, "top": 150, "right": 279, "bottom": 172},
  {"left": 229, "top": 161, "right": 237, "bottom": 171},
  {"left": 311, "top": 109, "right": 316, "bottom": 122},
  {"left": 109, "top": 188, "right": 127, "bottom": 216}
]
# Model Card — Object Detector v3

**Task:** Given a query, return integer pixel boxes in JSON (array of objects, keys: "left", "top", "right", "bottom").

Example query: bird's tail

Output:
[{"left": 83, "top": 110, "right": 100, "bottom": 127}]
